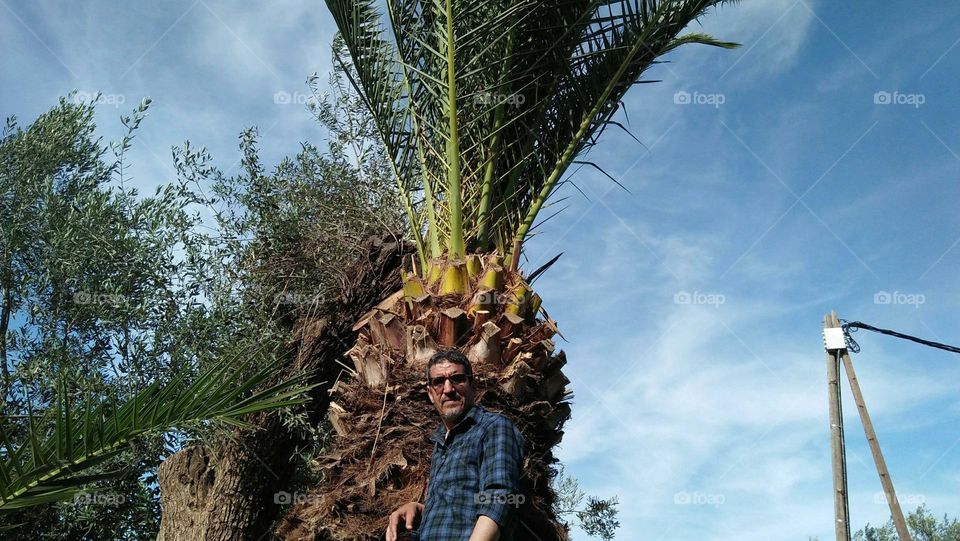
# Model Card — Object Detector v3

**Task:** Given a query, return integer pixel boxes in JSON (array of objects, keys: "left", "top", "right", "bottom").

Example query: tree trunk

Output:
[
  {"left": 158, "top": 234, "right": 409, "bottom": 541},
  {"left": 157, "top": 425, "right": 292, "bottom": 541}
]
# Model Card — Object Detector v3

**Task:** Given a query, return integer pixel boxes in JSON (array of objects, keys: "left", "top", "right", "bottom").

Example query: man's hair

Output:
[{"left": 425, "top": 350, "right": 473, "bottom": 382}]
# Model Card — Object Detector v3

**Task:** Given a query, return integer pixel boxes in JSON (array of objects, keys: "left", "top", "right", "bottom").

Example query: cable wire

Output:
[{"left": 840, "top": 320, "right": 960, "bottom": 355}]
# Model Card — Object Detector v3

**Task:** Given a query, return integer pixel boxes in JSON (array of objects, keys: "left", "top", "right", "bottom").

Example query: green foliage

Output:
[
  {"left": 578, "top": 496, "right": 621, "bottom": 540},
  {"left": 0, "top": 52, "right": 404, "bottom": 535},
  {"left": 169, "top": 59, "right": 405, "bottom": 455},
  {"left": 0, "top": 476, "right": 159, "bottom": 541},
  {"left": 0, "top": 356, "right": 314, "bottom": 510},
  {"left": 326, "top": 0, "right": 739, "bottom": 262},
  {"left": 0, "top": 95, "right": 212, "bottom": 538},
  {"left": 807, "top": 506, "right": 960, "bottom": 541},
  {"left": 853, "top": 505, "right": 960, "bottom": 541},
  {"left": 552, "top": 465, "right": 620, "bottom": 540},
  {"left": 176, "top": 93, "right": 402, "bottom": 333}
]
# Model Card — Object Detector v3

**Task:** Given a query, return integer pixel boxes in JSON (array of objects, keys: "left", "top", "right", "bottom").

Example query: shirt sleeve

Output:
[{"left": 475, "top": 415, "right": 525, "bottom": 528}]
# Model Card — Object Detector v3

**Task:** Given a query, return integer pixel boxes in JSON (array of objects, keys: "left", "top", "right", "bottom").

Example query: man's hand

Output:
[{"left": 385, "top": 501, "right": 424, "bottom": 541}]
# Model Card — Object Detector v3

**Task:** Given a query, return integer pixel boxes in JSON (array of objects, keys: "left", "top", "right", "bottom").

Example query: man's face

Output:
[{"left": 426, "top": 360, "right": 475, "bottom": 426}]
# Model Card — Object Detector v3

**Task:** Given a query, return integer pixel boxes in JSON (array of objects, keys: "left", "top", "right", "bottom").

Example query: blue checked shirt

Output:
[{"left": 414, "top": 405, "right": 525, "bottom": 541}]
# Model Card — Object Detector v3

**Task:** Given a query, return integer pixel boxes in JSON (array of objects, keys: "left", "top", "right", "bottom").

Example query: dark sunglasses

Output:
[{"left": 428, "top": 373, "right": 471, "bottom": 389}]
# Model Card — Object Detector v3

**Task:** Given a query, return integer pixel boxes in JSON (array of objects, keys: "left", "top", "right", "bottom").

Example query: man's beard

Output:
[
  {"left": 440, "top": 399, "right": 466, "bottom": 421},
  {"left": 441, "top": 408, "right": 462, "bottom": 421}
]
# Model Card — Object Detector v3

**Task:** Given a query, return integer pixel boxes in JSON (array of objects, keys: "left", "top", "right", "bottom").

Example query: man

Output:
[{"left": 385, "top": 350, "right": 525, "bottom": 541}]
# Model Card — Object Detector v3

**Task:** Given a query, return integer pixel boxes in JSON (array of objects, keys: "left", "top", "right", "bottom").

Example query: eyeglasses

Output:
[{"left": 428, "top": 373, "right": 471, "bottom": 389}]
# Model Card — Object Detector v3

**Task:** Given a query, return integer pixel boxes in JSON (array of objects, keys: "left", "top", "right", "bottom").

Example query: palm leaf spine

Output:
[{"left": 444, "top": 0, "right": 465, "bottom": 259}]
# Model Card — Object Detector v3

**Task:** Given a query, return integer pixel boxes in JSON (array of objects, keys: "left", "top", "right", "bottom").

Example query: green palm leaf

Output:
[
  {"left": 0, "top": 359, "right": 315, "bottom": 510},
  {"left": 327, "top": 0, "right": 738, "bottom": 265}
]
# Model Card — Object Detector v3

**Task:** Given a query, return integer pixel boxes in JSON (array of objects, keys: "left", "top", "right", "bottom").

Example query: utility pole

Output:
[
  {"left": 823, "top": 311, "right": 913, "bottom": 541},
  {"left": 824, "top": 312, "right": 850, "bottom": 541}
]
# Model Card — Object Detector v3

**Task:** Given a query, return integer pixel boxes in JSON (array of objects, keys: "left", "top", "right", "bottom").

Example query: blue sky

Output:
[{"left": 3, "top": 1, "right": 959, "bottom": 540}]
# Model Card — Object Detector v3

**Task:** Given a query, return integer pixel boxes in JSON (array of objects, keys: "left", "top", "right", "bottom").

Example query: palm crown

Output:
[{"left": 328, "top": 0, "right": 738, "bottom": 274}]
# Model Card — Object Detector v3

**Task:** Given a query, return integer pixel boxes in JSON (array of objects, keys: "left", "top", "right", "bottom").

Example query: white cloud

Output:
[{"left": 696, "top": 0, "right": 817, "bottom": 81}]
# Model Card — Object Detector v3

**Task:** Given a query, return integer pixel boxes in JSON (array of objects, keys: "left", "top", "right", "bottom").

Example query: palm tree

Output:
[
  {"left": 0, "top": 358, "right": 314, "bottom": 510},
  {"left": 279, "top": 1, "right": 739, "bottom": 539}
]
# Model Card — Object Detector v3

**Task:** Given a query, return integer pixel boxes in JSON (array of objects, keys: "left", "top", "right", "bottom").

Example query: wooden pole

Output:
[
  {"left": 839, "top": 348, "right": 913, "bottom": 541},
  {"left": 825, "top": 312, "right": 851, "bottom": 541}
]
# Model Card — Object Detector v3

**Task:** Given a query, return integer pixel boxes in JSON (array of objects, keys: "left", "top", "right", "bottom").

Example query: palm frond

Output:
[
  {"left": 0, "top": 360, "right": 315, "bottom": 510},
  {"left": 326, "top": 1, "right": 428, "bottom": 265},
  {"left": 326, "top": 0, "right": 739, "bottom": 265}
]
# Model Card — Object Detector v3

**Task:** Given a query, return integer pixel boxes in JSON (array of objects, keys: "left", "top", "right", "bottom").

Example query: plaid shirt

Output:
[{"left": 414, "top": 405, "right": 524, "bottom": 541}]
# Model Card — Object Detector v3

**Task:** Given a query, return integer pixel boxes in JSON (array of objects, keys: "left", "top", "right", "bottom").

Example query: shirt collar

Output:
[{"left": 430, "top": 404, "right": 484, "bottom": 445}]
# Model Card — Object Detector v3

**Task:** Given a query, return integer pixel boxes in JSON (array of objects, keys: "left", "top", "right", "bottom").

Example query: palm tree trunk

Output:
[{"left": 277, "top": 254, "right": 571, "bottom": 541}]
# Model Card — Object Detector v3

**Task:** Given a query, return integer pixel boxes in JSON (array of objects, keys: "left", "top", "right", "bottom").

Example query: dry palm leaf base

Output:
[{"left": 278, "top": 254, "right": 573, "bottom": 541}]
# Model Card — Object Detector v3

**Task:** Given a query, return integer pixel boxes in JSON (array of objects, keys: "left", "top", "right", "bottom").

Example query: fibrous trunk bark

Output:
[
  {"left": 157, "top": 234, "right": 408, "bottom": 541},
  {"left": 277, "top": 255, "right": 572, "bottom": 541}
]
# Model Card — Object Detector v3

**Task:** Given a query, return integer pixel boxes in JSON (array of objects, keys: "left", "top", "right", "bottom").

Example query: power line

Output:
[{"left": 840, "top": 320, "right": 960, "bottom": 355}]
